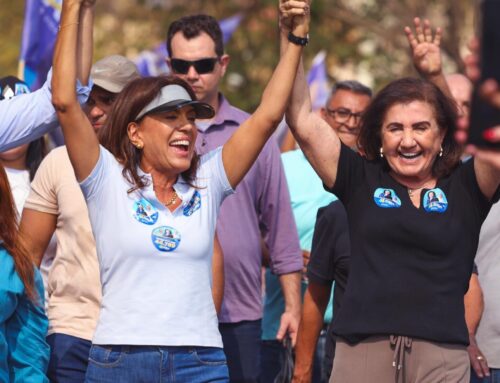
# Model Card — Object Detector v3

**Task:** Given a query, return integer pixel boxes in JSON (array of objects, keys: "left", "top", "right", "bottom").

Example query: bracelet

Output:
[
  {"left": 58, "top": 22, "right": 80, "bottom": 31},
  {"left": 288, "top": 31, "right": 309, "bottom": 46}
]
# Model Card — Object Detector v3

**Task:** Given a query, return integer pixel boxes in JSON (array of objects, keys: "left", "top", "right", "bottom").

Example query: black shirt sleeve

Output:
[
  {"left": 459, "top": 158, "right": 496, "bottom": 221},
  {"left": 327, "top": 143, "right": 365, "bottom": 205},
  {"left": 307, "top": 200, "right": 350, "bottom": 286}
]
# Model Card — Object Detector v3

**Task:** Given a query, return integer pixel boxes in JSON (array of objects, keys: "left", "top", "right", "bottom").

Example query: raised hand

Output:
[
  {"left": 279, "top": 0, "right": 310, "bottom": 34},
  {"left": 82, "top": 0, "right": 96, "bottom": 7},
  {"left": 405, "top": 17, "right": 443, "bottom": 78}
]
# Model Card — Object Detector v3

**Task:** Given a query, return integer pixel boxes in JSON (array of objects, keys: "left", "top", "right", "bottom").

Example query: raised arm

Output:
[
  {"left": 77, "top": 1, "right": 95, "bottom": 85},
  {"left": 222, "top": 0, "right": 309, "bottom": 189},
  {"left": 52, "top": 0, "right": 98, "bottom": 181},
  {"left": 404, "top": 17, "right": 453, "bottom": 100},
  {"left": 280, "top": 2, "right": 341, "bottom": 189}
]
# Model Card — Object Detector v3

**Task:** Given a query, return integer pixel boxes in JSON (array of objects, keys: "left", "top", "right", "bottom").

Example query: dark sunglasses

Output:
[{"left": 170, "top": 58, "right": 219, "bottom": 75}]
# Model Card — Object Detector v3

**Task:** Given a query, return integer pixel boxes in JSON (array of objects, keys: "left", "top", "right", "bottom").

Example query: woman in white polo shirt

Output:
[{"left": 52, "top": 0, "right": 310, "bottom": 381}]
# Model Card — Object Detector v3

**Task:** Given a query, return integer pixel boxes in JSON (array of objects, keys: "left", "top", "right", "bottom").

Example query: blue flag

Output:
[
  {"left": 19, "top": 0, "right": 62, "bottom": 90},
  {"left": 307, "top": 51, "right": 330, "bottom": 111},
  {"left": 135, "top": 43, "right": 170, "bottom": 77},
  {"left": 220, "top": 13, "right": 243, "bottom": 44}
]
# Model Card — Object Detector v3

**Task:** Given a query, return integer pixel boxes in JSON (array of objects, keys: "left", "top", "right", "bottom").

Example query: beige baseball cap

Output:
[{"left": 91, "top": 55, "right": 140, "bottom": 93}]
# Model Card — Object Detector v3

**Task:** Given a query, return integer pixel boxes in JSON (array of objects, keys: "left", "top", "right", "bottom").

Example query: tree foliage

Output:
[{"left": 1, "top": 0, "right": 474, "bottom": 111}]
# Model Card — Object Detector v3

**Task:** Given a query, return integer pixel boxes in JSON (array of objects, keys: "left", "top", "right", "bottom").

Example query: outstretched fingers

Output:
[
  {"left": 405, "top": 17, "right": 441, "bottom": 46},
  {"left": 404, "top": 26, "right": 418, "bottom": 50}
]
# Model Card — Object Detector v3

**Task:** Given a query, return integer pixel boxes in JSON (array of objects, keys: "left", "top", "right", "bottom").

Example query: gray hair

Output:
[{"left": 326, "top": 80, "right": 372, "bottom": 106}]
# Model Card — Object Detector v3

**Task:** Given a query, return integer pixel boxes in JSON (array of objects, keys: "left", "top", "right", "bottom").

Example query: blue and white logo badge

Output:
[
  {"left": 183, "top": 191, "right": 201, "bottom": 217},
  {"left": 151, "top": 226, "right": 181, "bottom": 252},
  {"left": 133, "top": 198, "right": 158, "bottom": 225},
  {"left": 423, "top": 188, "right": 448, "bottom": 213},
  {"left": 373, "top": 188, "right": 402, "bottom": 208}
]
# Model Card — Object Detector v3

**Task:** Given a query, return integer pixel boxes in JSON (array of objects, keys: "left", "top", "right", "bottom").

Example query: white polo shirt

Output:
[{"left": 80, "top": 145, "right": 233, "bottom": 347}]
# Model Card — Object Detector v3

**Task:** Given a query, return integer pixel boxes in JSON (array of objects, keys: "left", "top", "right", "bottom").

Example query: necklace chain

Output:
[
  {"left": 163, "top": 191, "right": 178, "bottom": 207},
  {"left": 407, "top": 182, "right": 433, "bottom": 197}
]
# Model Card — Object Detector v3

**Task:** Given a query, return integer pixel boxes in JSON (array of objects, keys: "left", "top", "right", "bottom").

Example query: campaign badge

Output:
[
  {"left": 183, "top": 191, "right": 201, "bottom": 217},
  {"left": 133, "top": 198, "right": 158, "bottom": 225},
  {"left": 423, "top": 188, "right": 448, "bottom": 213},
  {"left": 373, "top": 188, "right": 402, "bottom": 208},
  {"left": 151, "top": 226, "right": 181, "bottom": 252}
]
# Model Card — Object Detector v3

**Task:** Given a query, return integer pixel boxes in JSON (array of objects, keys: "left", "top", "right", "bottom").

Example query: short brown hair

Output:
[
  {"left": 166, "top": 14, "right": 224, "bottom": 58},
  {"left": 358, "top": 77, "right": 462, "bottom": 178},
  {"left": 99, "top": 76, "right": 200, "bottom": 192}
]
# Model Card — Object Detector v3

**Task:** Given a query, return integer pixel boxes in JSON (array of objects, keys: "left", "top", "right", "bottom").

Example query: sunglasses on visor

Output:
[{"left": 170, "top": 58, "right": 219, "bottom": 75}]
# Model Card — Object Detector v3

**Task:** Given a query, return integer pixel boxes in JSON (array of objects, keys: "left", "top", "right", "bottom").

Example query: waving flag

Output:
[
  {"left": 135, "top": 43, "right": 170, "bottom": 77},
  {"left": 307, "top": 51, "right": 330, "bottom": 111},
  {"left": 19, "top": 0, "right": 62, "bottom": 90},
  {"left": 220, "top": 13, "right": 243, "bottom": 44},
  {"left": 135, "top": 13, "right": 244, "bottom": 77}
]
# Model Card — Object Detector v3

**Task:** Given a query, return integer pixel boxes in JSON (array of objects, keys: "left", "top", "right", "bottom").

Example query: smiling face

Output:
[
  {"left": 381, "top": 101, "right": 445, "bottom": 183},
  {"left": 128, "top": 105, "right": 198, "bottom": 175},
  {"left": 168, "top": 31, "right": 229, "bottom": 111},
  {"left": 321, "top": 89, "right": 371, "bottom": 148}
]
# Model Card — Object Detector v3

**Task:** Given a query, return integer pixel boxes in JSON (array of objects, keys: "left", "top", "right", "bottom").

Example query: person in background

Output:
[
  {"left": 0, "top": 76, "right": 48, "bottom": 217},
  {"left": 0, "top": 163, "right": 49, "bottom": 382},
  {"left": 166, "top": 12, "right": 303, "bottom": 382},
  {"left": 445, "top": 73, "right": 472, "bottom": 118},
  {"left": 0, "top": 71, "right": 90, "bottom": 153},
  {"left": 459, "top": 35, "right": 500, "bottom": 383},
  {"left": 20, "top": 54, "right": 139, "bottom": 383}
]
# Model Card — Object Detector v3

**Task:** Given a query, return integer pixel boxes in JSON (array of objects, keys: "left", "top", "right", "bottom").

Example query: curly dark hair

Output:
[
  {"left": 358, "top": 77, "right": 462, "bottom": 178},
  {"left": 166, "top": 14, "right": 224, "bottom": 57},
  {"left": 98, "top": 76, "right": 200, "bottom": 193}
]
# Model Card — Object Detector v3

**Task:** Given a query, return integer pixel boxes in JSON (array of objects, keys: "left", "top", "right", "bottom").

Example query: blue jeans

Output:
[
  {"left": 219, "top": 320, "right": 261, "bottom": 383},
  {"left": 84, "top": 345, "right": 229, "bottom": 383},
  {"left": 47, "top": 333, "right": 92, "bottom": 382},
  {"left": 471, "top": 368, "right": 500, "bottom": 383}
]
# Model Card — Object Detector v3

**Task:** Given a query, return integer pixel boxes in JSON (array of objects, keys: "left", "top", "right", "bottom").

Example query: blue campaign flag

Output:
[
  {"left": 307, "top": 51, "right": 330, "bottom": 111},
  {"left": 220, "top": 13, "right": 243, "bottom": 44},
  {"left": 19, "top": 0, "right": 62, "bottom": 90},
  {"left": 135, "top": 43, "right": 170, "bottom": 77}
]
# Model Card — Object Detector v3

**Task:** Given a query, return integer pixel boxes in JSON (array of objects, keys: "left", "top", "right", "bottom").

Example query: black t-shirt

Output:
[
  {"left": 307, "top": 200, "right": 350, "bottom": 377},
  {"left": 328, "top": 143, "right": 497, "bottom": 346}
]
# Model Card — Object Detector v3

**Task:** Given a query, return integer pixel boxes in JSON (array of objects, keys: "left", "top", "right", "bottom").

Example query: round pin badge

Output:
[
  {"left": 373, "top": 188, "right": 402, "bottom": 208},
  {"left": 151, "top": 226, "right": 181, "bottom": 252},
  {"left": 423, "top": 188, "right": 448, "bottom": 213},
  {"left": 133, "top": 198, "right": 159, "bottom": 225},
  {"left": 183, "top": 191, "right": 201, "bottom": 217}
]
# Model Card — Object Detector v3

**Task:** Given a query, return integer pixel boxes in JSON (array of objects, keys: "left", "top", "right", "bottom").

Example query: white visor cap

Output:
[{"left": 135, "top": 84, "right": 214, "bottom": 120}]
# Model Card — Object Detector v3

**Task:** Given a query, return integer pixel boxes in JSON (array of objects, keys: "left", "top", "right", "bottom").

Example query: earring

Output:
[
  {"left": 379, "top": 147, "right": 384, "bottom": 158},
  {"left": 439, "top": 146, "right": 443, "bottom": 157},
  {"left": 133, "top": 142, "right": 143, "bottom": 149}
]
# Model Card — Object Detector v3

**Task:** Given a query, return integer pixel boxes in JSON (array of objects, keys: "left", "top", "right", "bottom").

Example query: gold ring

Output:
[{"left": 477, "top": 355, "right": 484, "bottom": 361}]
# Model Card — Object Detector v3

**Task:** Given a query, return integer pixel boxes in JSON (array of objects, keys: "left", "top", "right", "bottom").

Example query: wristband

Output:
[{"left": 288, "top": 31, "right": 309, "bottom": 46}]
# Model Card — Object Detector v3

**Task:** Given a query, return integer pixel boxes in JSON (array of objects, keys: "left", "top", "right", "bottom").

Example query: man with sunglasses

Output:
[
  {"left": 166, "top": 14, "right": 302, "bottom": 383},
  {"left": 320, "top": 81, "right": 372, "bottom": 150}
]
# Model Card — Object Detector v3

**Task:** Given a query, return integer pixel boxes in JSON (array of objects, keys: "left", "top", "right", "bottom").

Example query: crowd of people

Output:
[{"left": 0, "top": 0, "right": 499, "bottom": 382}]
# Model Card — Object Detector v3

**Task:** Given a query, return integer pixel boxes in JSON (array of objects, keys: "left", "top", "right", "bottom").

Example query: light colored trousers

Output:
[{"left": 330, "top": 336, "right": 469, "bottom": 383}]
